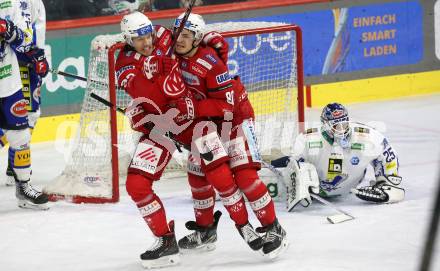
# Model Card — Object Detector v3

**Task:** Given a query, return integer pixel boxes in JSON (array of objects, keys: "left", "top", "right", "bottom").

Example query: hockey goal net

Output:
[{"left": 44, "top": 22, "right": 304, "bottom": 203}]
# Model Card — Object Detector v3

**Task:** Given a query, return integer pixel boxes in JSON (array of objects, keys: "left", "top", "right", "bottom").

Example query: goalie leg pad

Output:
[
  {"left": 126, "top": 173, "right": 169, "bottom": 237},
  {"left": 235, "top": 168, "right": 276, "bottom": 226},
  {"left": 285, "top": 160, "right": 320, "bottom": 212},
  {"left": 188, "top": 173, "right": 215, "bottom": 227}
]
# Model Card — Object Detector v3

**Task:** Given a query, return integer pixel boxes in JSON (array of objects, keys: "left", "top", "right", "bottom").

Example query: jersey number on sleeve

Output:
[{"left": 383, "top": 147, "right": 396, "bottom": 163}]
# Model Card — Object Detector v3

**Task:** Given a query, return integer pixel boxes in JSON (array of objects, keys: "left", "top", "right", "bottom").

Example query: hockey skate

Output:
[
  {"left": 236, "top": 221, "right": 264, "bottom": 251},
  {"left": 15, "top": 180, "right": 49, "bottom": 210},
  {"left": 140, "top": 221, "right": 180, "bottom": 269},
  {"left": 178, "top": 210, "right": 222, "bottom": 252},
  {"left": 257, "top": 218, "right": 289, "bottom": 259},
  {"left": 5, "top": 164, "right": 15, "bottom": 186}
]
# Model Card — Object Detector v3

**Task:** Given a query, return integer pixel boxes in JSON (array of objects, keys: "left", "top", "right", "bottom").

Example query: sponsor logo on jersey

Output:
[
  {"left": 354, "top": 127, "right": 370, "bottom": 133},
  {"left": 306, "top": 128, "right": 318, "bottom": 134},
  {"left": 137, "top": 147, "right": 158, "bottom": 162},
  {"left": 351, "top": 143, "right": 364, "bottom": 150},
  {"left": 11, "top": 99, "right": 28, "bottom": 118},
  {"left": 0, "top": 64, "right": 12, "bottom": 79},
  {"left": 0, "top": 1, "right": 12, "bottom": 9},
  {"left": 182, "top": 70, "right": 200, "bottom": 85},
  {"left": 328, "top": 158, "right": 343, "bottom": 173},
  {"left": 83, "top": 176, "right": 101, "bottom": 187},
  {"left": 206, "top": 54, "right": 217, "bottom": 64},
  {"left": 190, "top": 63, "right": 206, "bottom": 76},
  {"left": 155, "top": 49, "right": 162, "bottom": 55},
  {"left": 350, "top": 156, "right": 360, "bottom": 165},
  {"left": 196, "top": 58, "right": 213, "bottom": 70},
  {"left": 181, "top": 61, "right": 188, "bottom": 68},
  {"left": 308, "top": 141, "right": 323, "bottom": 149},
  {"left": 216, "top": 71, "right": 231, "bottom": 84},
  {"left": 386, "top": 161, "right": 397, "bottom": 170}
]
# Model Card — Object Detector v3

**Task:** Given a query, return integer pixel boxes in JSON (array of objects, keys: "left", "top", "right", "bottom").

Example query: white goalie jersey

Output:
[{"left": 291, "top": 122, "right": 400, "bottom": 197}]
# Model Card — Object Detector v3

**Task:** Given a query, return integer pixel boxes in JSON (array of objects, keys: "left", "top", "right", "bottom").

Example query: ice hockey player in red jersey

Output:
[
  {"left": 116, "top": 11, "right": 265, "bottom": 268},
  {"left": 171, "top": 13, "right": 289, "bottom": 259}
]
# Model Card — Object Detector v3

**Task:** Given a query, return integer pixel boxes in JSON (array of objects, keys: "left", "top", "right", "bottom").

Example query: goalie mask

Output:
[
  {"left": 321, "top": 103, "right": 351, "bottom": 148},
  {"left": 121, "top": 11, "right": 154, "bottom": 47}
]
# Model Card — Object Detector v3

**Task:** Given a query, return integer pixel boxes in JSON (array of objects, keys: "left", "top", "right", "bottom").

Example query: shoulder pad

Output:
[{"left": 305, "top": 128, "right": 318, "bottom": 134}]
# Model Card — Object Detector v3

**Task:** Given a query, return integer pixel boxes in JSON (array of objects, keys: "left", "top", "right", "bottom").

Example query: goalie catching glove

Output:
[
  {"left": 284, "top": 159, "right": 320, "bottom": 212},
  {"left": 352, "top": 175, "right": 404, "bottom": 204}
]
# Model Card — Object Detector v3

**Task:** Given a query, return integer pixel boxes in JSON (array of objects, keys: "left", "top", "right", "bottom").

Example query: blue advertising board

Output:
[{"left": 224, "top": 0, "right": 423, "bottom": 77}]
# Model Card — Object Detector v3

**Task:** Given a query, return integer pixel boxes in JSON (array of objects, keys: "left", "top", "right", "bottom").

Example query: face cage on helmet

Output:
[{"left": 323, "top": 117, "right": 350, "bottom": 140}]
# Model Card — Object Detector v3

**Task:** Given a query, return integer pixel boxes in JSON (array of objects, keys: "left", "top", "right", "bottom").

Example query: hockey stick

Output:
[
  {"left": 89, "top": 92, "right": 214, "bottom": 161},
  {"left": 168, "top": 0, "right": 197, "bottom": 56},
  {"left": 51, "top": 69, "right": 88, "bottom": 82},
  {"left": 419, "top": 160, "right": 440, "bottom": 271},
  {"left": 262, "top": 161, "right": 355, "bottom": 224}
]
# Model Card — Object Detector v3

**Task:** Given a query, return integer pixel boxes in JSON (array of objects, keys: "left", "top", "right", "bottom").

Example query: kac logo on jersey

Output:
[
  {"left": 350, "top": 156, "right": 360, "bottom": 165},
  {"left": 11, "top": 99, "right": 28, "bottom": 118},
  {"left": 216, "top": 72, "right": 231, "bottom": 84}
]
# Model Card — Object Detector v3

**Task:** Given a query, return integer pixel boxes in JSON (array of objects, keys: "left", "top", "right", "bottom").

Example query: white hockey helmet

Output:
[
  {"left": 121, "top": 11, "right": 154, "bottom": 46},
  {"left": 173, "top": 13, "right": 206, "bottom": 40}
]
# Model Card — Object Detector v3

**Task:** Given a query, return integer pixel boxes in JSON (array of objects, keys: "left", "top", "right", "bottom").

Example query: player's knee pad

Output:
[
  {"left": 125, "top": 173, "right": 154, "bottom": 204},
  {"left": 27, "top": 109, "right": 41, "bottom": 129},
  {"left": 5, "top": 129, "right": 31, "bottom": 149},
  {"left": 204, "top": 163, "right": 236, "bottom": 193},
  {"left": 234, "top": 168, "right": 268, "bottom": 201},
  {"left": 128, "top": 139, "right": 171, "bottom": 180}
]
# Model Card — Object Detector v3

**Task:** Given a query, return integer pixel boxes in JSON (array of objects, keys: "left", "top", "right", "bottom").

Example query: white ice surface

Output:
[{"left": 1, "top": 95, "right": 440, "bottom": 271}]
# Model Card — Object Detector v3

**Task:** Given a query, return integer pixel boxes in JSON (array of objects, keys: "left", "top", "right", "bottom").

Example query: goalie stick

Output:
[{"left": 262, "top": 161, "right": 355, "bottom": 224}]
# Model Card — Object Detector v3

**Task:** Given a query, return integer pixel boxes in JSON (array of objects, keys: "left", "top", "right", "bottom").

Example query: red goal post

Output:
[{"left": 44, "top": 22, "right": 304, "bottom": 204}]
